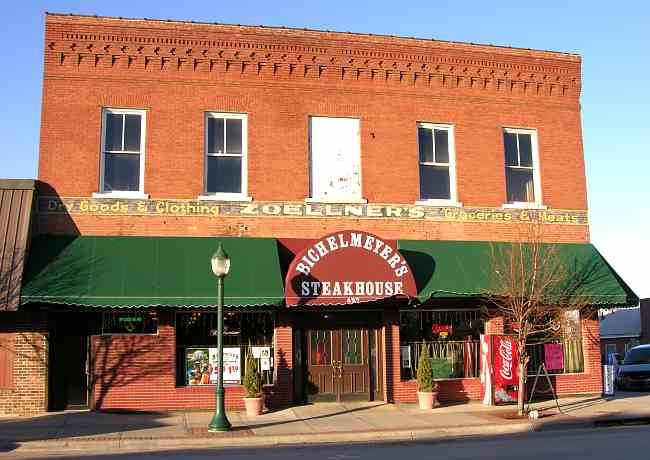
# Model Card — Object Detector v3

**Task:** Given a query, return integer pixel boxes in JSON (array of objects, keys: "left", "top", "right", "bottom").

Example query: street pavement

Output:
[
  {"left": 1, "top": 392, "right": 649, "bottom": 456},
  {"left": 3, "top": 425, "right": 650, "bottom": 459}
]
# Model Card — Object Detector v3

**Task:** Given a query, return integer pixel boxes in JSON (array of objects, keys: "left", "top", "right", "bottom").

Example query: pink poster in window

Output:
[{"left": 544, "top": 343, "right": 564, "bottom": 370}]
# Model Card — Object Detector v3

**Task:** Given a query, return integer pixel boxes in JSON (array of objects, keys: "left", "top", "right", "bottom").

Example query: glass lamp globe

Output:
[{"left": 211, "top": 243, "right": 231, "bottom": 277}]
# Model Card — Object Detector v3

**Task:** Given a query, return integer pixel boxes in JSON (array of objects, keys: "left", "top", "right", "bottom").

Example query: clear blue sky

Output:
[{"left": 2, "top": 1, "right": 648, "bottom": 299}]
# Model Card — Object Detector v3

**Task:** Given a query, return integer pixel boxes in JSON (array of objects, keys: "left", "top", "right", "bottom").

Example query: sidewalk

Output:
[{"left": 2, "top": 392, "right": 649, "bottom": 454}]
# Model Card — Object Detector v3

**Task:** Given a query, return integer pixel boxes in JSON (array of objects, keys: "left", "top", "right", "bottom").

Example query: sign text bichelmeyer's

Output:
[
  {"left": 295, "top": 232, "right": 409, "bottom": 303},
  {"left": 284, "top": 230, "right": 418, "bottom": 306}
]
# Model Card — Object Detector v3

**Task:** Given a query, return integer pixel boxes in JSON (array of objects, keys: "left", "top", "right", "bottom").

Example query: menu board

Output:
[{"left": 222, "top": 347, "right": 241, "bottom": 384}]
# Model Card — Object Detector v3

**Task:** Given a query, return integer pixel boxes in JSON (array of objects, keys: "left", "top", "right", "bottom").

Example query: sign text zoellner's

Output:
[
  {"left": 284, "top": 230, "right": 418, "bottom": 306},
  {"left": 39, "top": 197, "right": 588, "bottom": 225}
]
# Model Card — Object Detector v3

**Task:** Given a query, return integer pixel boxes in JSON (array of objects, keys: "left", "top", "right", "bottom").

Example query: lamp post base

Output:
[{"left": 207, "top": 413, "right": 232, "bottom": 432}]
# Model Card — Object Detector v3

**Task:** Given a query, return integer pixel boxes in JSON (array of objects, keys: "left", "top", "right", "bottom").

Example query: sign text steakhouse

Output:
[
  {"left": 294, "top": 232, "right": 409, "bottom": 278},
  {"left": 300, "top": 280, "right": 404, "bottom": 298}
]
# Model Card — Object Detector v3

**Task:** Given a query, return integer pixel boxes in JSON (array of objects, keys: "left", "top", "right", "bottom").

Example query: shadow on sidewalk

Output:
[
  {"left": 529, "top": 396, "right": 606, "bottom": 414},
  {"left": 193, "top": 402, "right": 389, "bottom": 434},
  {"left": 0, "top": 410, "right": 170, "bottom": 453}
]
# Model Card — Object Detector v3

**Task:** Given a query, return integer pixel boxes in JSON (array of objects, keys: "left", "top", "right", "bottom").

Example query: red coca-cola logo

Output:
[{"left": 498, "top": 338, "right": 514, "bottom": 380}]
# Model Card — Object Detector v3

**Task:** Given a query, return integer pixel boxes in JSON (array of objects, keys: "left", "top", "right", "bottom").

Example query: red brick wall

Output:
[
  {"left": 36, "top": 14, "right": 589, "bottom": 244},
  {"left": 90, "top": 310, "right": 292, "bottom": 411},
  {"left": 0, "top": 311, "right": 49, "bottom": 415}
]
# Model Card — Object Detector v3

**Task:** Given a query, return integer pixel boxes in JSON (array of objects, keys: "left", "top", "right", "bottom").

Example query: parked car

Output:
[{"left": 617, "top": 345, "right": 650, "bottom": 390}]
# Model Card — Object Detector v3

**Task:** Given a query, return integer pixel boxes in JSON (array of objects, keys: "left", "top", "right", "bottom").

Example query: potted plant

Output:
[
  {"left": 416, "top": 343, "right": 439, "bottom": 409},
  {"left": 243, "top": 349, "right": 264, "bottom": 416}
]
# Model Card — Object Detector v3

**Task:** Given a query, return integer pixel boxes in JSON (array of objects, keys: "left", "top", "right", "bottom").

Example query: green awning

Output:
[
  {"left": 397, "top": 240, "right": 638, "bottom": 307},
  {"left": 21, "top": 235, "right": 285, "bottom": 308}
]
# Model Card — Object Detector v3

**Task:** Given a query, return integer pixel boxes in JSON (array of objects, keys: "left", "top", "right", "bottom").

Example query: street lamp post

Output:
[{"left": 208, "top": 242, "right": 232, "bottom": 432}]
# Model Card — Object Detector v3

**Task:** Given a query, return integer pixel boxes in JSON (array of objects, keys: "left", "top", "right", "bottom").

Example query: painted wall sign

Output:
[
  {"left": 284, "top": 230, "right": 418, "bottom": 306},
  {"left": 38, "top": 197, "right": 588, "bottom": 225}
]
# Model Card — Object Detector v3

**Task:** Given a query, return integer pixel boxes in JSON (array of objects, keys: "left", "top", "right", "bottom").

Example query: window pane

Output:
[
  {"left": 225, "top": 119, "right": 243, "bottom": 154},
  {"left": 310, "top": 117, "right": 361, "bottom": 200},
  {"left": 506, "top": 168, "right": 535, "bottom": 202},
  {"left": 518, "top": 133, "right": 533, "bottom": 167},
  {"left": 418, "top": 127, "right": 434, "bottom": 163},
  {"left": 105, "top": 113, "right": 123, "bottom": 151},
  {"left": 342, "top": 329, "right": 363, "bottom": 364},
  {"left": 504, "top": 132, "right": 518, "bottom": 166},
  {"left": 104, "top": 153, "right": 140, "bottom": 191},
  {"left": 207, "top": 118, "right": 225, "bottom": 153},
  {"left": 434, "top": 129, "right": 449, "bottom": 163},
  {"left": 419, "top": 164, "right": 450, "bottom": 200},
  {"left": 310, "top": 330, "right": 331, "bottom": 365},
  {"left": 207, "top": 156, "right": 242, "bottom": 193},
  {"left": 123, "top": 115, "right": 142, "bottom": 152}
]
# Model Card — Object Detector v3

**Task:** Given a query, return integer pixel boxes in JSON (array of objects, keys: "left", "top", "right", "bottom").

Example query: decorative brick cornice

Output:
[{"left": 44, "top": 14, "right": 582, "bottom": 100}]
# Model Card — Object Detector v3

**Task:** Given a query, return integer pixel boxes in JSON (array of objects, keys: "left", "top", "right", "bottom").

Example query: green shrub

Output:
[
  {"left": 243, "top": 349, "right": 262, "bottom": 398},
  {"left": 416, "top": 343, "right": 439, "bottom": 392}
]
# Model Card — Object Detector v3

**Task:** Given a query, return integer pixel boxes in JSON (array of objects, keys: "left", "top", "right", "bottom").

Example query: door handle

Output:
[{"left": 332, "top": 360, "right": 344, "bottom": 378}]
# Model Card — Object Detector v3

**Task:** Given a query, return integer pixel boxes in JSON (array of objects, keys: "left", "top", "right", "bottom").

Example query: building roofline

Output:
[
  {"left": 44, "top": 12, "right": 581, "bottom": 61},
  {"left": 0, "top": 179, "right": 36, "bottom": 190},
  {"left": 601, "top": 334, "right": 641, "bottom": 339}
]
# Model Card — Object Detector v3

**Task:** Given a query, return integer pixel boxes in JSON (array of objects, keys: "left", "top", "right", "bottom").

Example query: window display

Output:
[
  {"left": 176, "top": 311, "right": 274, "bottom": 386},
  {"left": 400, "top": 309, "right": 483, "bottom": 380}
]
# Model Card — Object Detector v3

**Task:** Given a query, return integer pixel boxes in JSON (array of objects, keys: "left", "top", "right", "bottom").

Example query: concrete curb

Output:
[{"left": 9, "top": 422, "right": 533, "bottom": 453}]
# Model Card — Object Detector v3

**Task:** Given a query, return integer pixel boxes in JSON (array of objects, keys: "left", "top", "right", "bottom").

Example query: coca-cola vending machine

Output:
[{"left": 480, "top": 334, "right": 519, "bottom": 405}]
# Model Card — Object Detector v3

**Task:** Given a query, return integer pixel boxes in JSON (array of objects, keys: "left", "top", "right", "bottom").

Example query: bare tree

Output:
[{"left": 483, "top": 224, "right": 597, "bottom": 416}]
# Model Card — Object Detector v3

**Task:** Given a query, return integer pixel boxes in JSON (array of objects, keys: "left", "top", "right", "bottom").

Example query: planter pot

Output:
[
  {"left": 417, "top": 391, "right": 438, "bottom": 410},
  {"left": 243, "top": 395, "right": 264, "bottom": 416}
]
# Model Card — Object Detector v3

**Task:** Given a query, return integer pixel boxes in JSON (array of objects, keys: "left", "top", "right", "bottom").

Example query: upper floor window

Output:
[
  {"left": 100, "top": 108, "right": 146, "bottom": 195},
  {"left": 204, "top": 112, "right": 248, "bottom": 199},
  {"left": 417, "top": 123, "right": 458, "bottom": 204},
  {"left": 503, "top": 128, "right": 542, "bottom": 206},
  {"left": 309, "top": 116, "right": 363, "bottom": 203}
]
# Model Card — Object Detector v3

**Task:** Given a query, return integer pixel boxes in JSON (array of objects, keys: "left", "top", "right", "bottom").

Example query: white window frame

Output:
[
  {"left": 94, "top": 108, "right": 148, "bottom": 199},
  {"left": 307, "top": 116, "right": 366, "bottom": 204},
  {"left": 415, "top": 122, "right": 461, "bottom": 207},
  {"left": 501, "top": 127, "right": 544, "bottom": 209},
  {"left": 198, "top": 112, "right": 251, "bottom": 202}
]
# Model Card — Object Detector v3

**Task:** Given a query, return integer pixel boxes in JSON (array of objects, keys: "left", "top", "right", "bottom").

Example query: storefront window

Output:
[
  {"left": 175, "top": 311, "right": 274, "bottom": 386},
  {"left": 525, "top": 311, "right": 584, "bottom": 375},
  {"left": 400, "top": 309, "right": 483, "bottom": 380},
  {"left": 102, "top": 311, "right": 158, "bottom": 334}
]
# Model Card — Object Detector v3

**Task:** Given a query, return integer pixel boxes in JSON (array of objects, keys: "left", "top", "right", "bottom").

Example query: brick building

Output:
[
  {"left": 600, "top": 307, "right": 641, "bottom": 362},
  {"left": 0, "top": 13, "right": 639, "bottom": 415}
]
